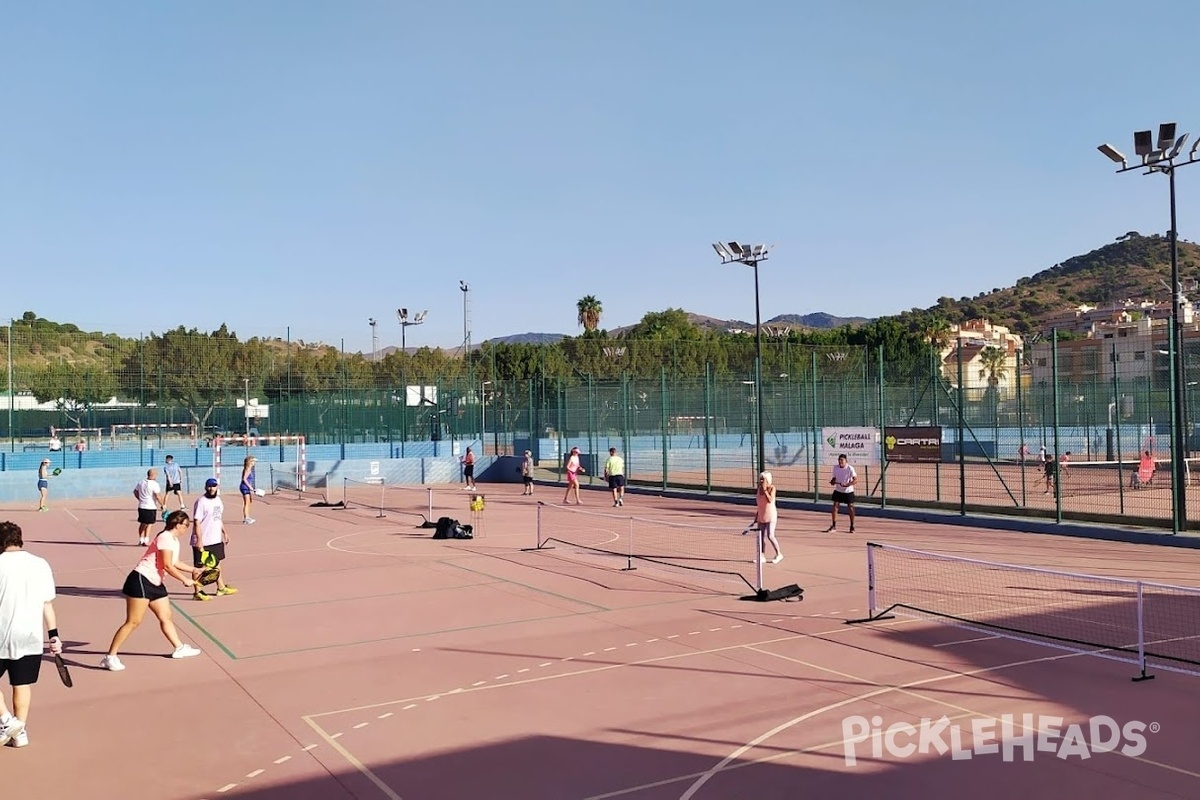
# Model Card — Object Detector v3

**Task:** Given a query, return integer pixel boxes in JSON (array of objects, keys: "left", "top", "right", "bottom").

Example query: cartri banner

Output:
[{"left": 883, "top": 426, "right": 942, "bottom": 463}]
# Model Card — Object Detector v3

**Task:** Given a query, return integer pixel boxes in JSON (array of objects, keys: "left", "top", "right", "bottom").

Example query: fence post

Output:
[
  {"left": 587, "top": 373, "right": 595, "bottom": 486},
  {"left": 957, "top": 340, "right": 966, "bottom": 516},
  {"left": 1052, "top": 330, "right": 1063, "bottom": 523},
  {"left": 1114, "top": 341, "right": 1125, "bottom": 515},
  {"left": 1017, "top": 347, "right": 1026, "bottom": 507},
  {"left": 704, "top": 362, "right": 712, "bottom": 494},
  {"left": 811, "top": 350, "right": 820, "bottom": 502},
  {"left": 877, "top": 345, "right": 886, "bottom": 508},
  {"left": 660, "top": 366, "right": 668, "bottom": 492}
]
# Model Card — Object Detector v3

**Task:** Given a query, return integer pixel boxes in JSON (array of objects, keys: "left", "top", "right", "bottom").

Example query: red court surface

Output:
[{"left": 4, "top": 482, "right": 1200, "bottom": 800}]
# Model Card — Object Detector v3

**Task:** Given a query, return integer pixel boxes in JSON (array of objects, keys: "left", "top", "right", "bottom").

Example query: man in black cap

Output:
[{"left": 190, "top": 478, "right": 236, "bottom": 600}]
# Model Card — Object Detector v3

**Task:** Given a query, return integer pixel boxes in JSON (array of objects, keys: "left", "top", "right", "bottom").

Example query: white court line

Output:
[
  {"left": 748, "top": 647, "right": 1200, "bottom": 782},
  {"left": 580, "top": 712, "right": 985, "bottom": 800},
  {"left": 305, "top": 618, "right": 921, "bottom": 720},
  {"left": 302, "top": 717, "right": 402, "bottom": 800},
  {"left": 675, "top": 644, "right": 1148, "bottom": 800},
  {"left": 933, "top": 635, "right": 1001, "bottom": 648},
  {"left": 65, "top": 509, "right": 79, "bottom": 521}
]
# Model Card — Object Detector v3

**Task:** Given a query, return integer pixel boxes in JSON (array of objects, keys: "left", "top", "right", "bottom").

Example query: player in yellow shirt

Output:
[{"left": 604, "top": 447, "right": 626, "bottom": 507}]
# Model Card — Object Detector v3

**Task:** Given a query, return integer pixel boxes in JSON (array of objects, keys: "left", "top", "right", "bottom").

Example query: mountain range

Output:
[
  {"left": 481, "top": 311, "right": 872, "bottom": 347},
  {"left": 452, "top": 233, "right": 1200, "bottom": 350}
]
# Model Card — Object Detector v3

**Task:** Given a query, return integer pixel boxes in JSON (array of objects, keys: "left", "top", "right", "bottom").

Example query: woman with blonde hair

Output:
[
  {"left": 239, "top": 456, "right": 257, "bottom": 524},
  {"left": 755, "top": 471, "right": 783, "bottom": 564}
]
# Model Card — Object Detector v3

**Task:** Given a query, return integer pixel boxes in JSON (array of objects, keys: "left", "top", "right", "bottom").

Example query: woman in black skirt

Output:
[{"left": 99, "top": 511, "right": 201, "bottom": 671}]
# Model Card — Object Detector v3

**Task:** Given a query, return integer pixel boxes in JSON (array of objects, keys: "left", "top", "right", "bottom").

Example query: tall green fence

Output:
[{"left": 3, "top": 319, "right": 1197, "bottom": 532}]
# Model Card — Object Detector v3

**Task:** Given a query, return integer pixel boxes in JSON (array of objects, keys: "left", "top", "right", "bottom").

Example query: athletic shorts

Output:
[
  {"left": 122, "top": 570, "right": 169, "bottom": 601},
  {"left": 464, "top": 464, "right": 474, "bottom": 478},
  {"left": 166, "top": 482, "right": 181, "bottom": 493},
  {"left": 831, "top": 490, "right": 855, "bottom": 505},
  {"left": 0, "top": 654, "right": 42, "bottom": 687},
  {"left": 523, "top": 475, "right": 533, "bottom": 485},
  {"left": 239, "top": 483, "right": 252, "bottom": 496},
  {"left": 192, "top": 543, "right": 226, "bottom": 568},
  {"left": 607, "top": 475, "right": 625, "bottom": 489},
  {"left": 137, "top": 508, "right": 158, "bottom": 525}
]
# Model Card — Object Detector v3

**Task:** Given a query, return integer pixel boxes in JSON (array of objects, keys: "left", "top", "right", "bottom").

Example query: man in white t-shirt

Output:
[
  {"left": 826, "top": 453, "right": 857, "bottom": 533},
  {"left": 133, "top": 469, "right": 165, "bottom": 547},
  {"left": 191, "top": 479, "right": 236, "bottom": 600},
  {"left": 0, "top": 521, "right": 62, "bottom": 748}
]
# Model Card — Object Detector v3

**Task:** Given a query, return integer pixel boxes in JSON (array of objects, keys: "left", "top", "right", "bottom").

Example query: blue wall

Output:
[
  {"left": 0, "top": 438, "right": 492, "bottom": 505},
  {"left": 0, "top": 424, "right": 1155, "bottom": 505}
]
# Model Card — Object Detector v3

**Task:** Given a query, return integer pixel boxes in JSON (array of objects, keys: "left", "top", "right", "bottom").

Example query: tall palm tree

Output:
[
  {"left": 979, "top": 345, "right": 1008, "bottom": 441},
  {"left": 978, "top": 346, "right": 1008, "bottom": 388},
  {"left": 922, "top": 317, "right": 953, "bottom": 383},
  {"left": 577, "top": 296, "right": 602, "bottom": 333},
  {"left": 923, "top": 317, "right": 953, "bottom": 352}
]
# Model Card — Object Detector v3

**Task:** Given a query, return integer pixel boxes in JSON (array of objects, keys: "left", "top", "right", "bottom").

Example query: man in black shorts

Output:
[
  {"left": 191, "top": 478, "right": 236, "bottom": 599},
  {"left": 0, "top": 520, "right": 62, "bottom": 748},
  {"left": 133, "top": 468, "right": 165, "bottom": 546},
  {"left": 1043, "top": 455, "right": 1058, "bottom": 494}
]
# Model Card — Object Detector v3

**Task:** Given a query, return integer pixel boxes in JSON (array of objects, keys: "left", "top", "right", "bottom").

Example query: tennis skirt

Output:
[{"left": 121, "top": 570, "right": 169, "bottom": 601}]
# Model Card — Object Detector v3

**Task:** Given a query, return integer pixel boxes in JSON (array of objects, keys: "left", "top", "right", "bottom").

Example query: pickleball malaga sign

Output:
[{"left": 821, "top": 427, "right": 879, "bottom": 463}]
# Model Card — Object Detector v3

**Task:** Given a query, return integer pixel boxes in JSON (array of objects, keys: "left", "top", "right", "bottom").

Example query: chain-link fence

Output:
[{"left": 3, "top": 319, "right": 1197, "bottom": 532}]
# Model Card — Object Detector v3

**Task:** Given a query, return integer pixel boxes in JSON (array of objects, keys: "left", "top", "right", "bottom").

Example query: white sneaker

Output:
[
  {"left": 6, "top": 730, "right": 28, "bottom": 748},
  {"left": 171, "top": 644, "right": 201, "bottom": 659},
  {"left": 99, "top": 655, "right": 125, "bottom": 671},
  {"left": 0, "top": 717, "right": 25, "bottom": 747},
  {"left": 772, "top": 554, "right": 784, "bottom": 564}
]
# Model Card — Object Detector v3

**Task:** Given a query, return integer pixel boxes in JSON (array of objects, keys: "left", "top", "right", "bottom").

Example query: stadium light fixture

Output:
[
  {"left": 1098, "top": 120, "right": 1200, "bottom": 533},
  {"left": 1097, "top": 144, "right": 1126, "bottom": 165},
  {"left": 713, "top": 240, "right": 772, "bottom": 478},
  {"left": 368, "top": 318, "right": 378, "bottom": 362},
  {"left": 397, "top": 307, "right": 428, "bottom": 353}
]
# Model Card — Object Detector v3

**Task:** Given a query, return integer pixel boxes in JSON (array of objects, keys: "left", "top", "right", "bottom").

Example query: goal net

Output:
[{"left": 212, "top": 434, "right": 307, "bottom": 495}]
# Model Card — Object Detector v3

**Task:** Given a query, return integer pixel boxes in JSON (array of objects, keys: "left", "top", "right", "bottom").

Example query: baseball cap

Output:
[{"left": 205, "top": 478, "right": 219, "bottom": 488}]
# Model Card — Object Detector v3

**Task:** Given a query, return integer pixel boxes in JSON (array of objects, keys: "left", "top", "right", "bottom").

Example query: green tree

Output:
[{"left": 26, "top": 363, "right": 119, "bottom": 429}]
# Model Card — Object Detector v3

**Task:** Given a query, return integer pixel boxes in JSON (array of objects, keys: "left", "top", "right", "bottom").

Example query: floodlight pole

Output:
[
  {"left": 368, "top": 318, "right": 378, "bottom": 362},
  {"left": 397, "top": 308, "right": 427, "bottom": 353},
  {"left": 713, "top": 242, "right": 769, "bottom": 477},
  {"left": 460, "top": 281, "right": 471, "bottom": 355},
  {"left": 1098, "top": 124, "right": 1200, "bottom": 532}
]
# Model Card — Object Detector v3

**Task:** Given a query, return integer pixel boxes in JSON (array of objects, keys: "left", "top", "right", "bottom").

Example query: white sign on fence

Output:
[
  {"left": 370, "top": 461, "right": 380, "bottom": 476},
  {"left": 821, "top": 427, "right": 879, "bottom": 464}
]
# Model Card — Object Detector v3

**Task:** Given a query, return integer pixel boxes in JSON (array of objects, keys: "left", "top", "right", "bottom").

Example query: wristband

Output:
[{"left": 48, "top": 628, "right": 59, "bottom": 639}]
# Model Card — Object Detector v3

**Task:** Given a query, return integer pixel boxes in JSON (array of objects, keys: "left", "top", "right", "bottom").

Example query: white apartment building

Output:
[{"left": 939, "top": 319, "right": 1024, "bottom": 393}]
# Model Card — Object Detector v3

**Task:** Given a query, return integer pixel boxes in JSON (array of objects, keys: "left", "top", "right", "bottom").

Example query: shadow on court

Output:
[{"left": 208, "top": 728, "right": 1192, "bottom": 800}]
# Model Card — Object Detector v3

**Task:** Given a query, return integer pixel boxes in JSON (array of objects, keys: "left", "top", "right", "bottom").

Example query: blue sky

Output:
[{"left": 4, "top": 1, "right": 1200, "bottom": 355}]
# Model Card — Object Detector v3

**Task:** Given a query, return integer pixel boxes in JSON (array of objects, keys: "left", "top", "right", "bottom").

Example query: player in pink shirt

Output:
[
  {"left": 99, "top": 511, "right": 202, "bottom": 671},
  {"left": 562, "top": 447, "right": 585, "bottom": 505}
]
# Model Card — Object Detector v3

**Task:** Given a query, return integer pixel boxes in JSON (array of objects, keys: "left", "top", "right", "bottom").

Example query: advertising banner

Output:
[
  {"left": 883, "top": 426, "right": 943, "bottom": 463},
  {"left": 821, "top": 427, "right": 879, "bottom": 464}
]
